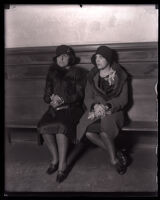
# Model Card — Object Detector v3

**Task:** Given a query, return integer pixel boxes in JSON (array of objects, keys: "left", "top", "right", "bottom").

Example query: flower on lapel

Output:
[{"left": 104, "top": 70, "right": 116, "bottom": 86}]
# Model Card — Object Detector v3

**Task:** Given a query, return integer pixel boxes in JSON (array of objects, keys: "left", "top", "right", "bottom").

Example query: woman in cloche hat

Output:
[
  {"left": 76, "top": 45, "right": 129, "bottom": 175},
  {"left": 37, "top": 45, "right": 86, "bottom": 183}
]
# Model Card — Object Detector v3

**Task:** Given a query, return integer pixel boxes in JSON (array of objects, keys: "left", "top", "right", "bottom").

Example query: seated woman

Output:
[
  {"left": 76, "top": 45, "right": 129, "bottom": 175},
  {"left": 37, "top": 45, "right": 86, "bottom": 183}
]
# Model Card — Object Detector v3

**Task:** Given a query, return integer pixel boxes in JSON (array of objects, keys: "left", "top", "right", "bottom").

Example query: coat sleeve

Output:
[
  {"left": 106, "top": 81, "right": 128, "bottom": 113},
  {"left": 83, "top": 80, "right": 105, "bottom": 110},
  {"left": 84, "top": 78, "right": 109, "bottom": 110},
  {"left": 83, "top": 80, "right": 94, "bottom": 109},
  {"left": 43, "top": 69, "right": 53, "bottom": 104}
]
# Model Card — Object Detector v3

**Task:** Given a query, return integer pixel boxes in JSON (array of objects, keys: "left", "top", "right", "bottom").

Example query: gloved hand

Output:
[
  {"left": 50, "top": 94, "right": 64, "bottom": 108},
  {"left": 94, "top": 104, "right": 106, "bottom": 118},
  {"left": 105, "top": 103, "right": 112, "bottom": 115},
  {"left": 88, "top": 112, "right": 95, "bottom": 120}
]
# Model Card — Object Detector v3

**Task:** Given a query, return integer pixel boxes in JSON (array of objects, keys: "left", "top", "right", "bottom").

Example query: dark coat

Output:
[
  {"left": 76, "top": 63, "right": 128, "bottom": 141},
  {"left": 37, "top": 64, "right": 87, "bottom": 143}
]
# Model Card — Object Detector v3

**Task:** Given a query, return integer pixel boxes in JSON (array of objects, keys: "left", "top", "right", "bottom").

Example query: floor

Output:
[{"left": 4, "top": 135, "right": 158, "bottom": 196}]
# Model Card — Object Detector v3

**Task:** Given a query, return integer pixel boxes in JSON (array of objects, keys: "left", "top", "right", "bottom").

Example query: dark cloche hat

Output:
[
  {"left": 91, "top": 46, "right": 113, "bottom": 66},
  {"left": 53, "top": 45, "right": 80, "bottom": 66}
]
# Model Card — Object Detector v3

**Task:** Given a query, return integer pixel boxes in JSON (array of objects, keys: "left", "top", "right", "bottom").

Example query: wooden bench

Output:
[{"left": 5, "top": 42, "right": 158, "bottom": 145}]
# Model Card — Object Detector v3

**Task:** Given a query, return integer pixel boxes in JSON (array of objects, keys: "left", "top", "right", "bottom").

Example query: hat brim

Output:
[{"left": 91, "top": 53, "right": 114, "bottom": 66}]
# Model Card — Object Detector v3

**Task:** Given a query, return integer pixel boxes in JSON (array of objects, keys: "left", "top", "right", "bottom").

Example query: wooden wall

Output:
[{"left": 5, "top": 42, "right": 158, "bottom": 126}]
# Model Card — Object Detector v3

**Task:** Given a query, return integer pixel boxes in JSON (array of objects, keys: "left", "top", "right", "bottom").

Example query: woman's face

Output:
[
  {"left": 95, "top": 54, "right": 108, "bottom": 70},
  {"left": 57, "top": 54, "right": 69, "bottom": 67}
]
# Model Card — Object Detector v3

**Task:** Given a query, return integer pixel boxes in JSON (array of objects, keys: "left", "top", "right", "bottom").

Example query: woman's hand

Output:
[
  {"left": 50, "top": 99, "right": 60, "bottom": 108},
  {"left": 94, "top": 104, "right": 106, "bottom": 118},
  {"left": 50, "top": 94, "right": 64, "bottom": 108},
  {"left": 105, "top": 104, "right": 112, "bottom": 115},
  {"left": 88, "top": 112, "right": 95, "bottom": 120}
]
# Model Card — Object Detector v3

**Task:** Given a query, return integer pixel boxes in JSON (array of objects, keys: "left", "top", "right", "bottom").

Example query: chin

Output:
[
  {"left": 97, "top": 65, "right": 104, "bottom": 70},
  {"left": 59, "top": 64, "right": 67, "bottom": 68},
  {"left": 97, "top": 65, "right": 102, "bottom": 69}
]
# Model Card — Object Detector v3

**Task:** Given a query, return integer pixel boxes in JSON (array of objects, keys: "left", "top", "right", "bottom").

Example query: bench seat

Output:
[
  {"left": 6, "top": 120, "right": 158, "bottom": 145},
  {"left": 6, "top": 120, "right": 158, "bottom": 132}
]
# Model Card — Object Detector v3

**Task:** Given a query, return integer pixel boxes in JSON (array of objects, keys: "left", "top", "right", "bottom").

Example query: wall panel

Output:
[{"left": 5, "top": 42, "right": 158, "bottom": 126}]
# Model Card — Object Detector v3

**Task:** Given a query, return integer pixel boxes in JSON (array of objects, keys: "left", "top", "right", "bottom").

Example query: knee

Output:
[
  {"left": 100, "top": 131, "right": 111, "bottom": 140},
  {"left": 86, "top": 132, "right": 94, "bottom": 139},
  {"left": 43, "top": 133, "right": 56, "bottom": 141}
]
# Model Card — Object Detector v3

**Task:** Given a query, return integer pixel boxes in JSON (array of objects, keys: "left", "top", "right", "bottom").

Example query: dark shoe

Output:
[
  {"left": 115, "top": 150, "right": 128, "bottom": 175},
  {"left": 117, "top": 150, "right": 128, "bottom": 166},
  {"left": 46, "top": 163, "right": 58, "bottom": 175},
  {"left": 115, "top": 161, "right": 127, "bottom": 175},
  {"left": 56, "top": 169, "right": 68, "bottom": 183},
  {"left": 121, "top": 148, "right": 132, "bottom": 167}
]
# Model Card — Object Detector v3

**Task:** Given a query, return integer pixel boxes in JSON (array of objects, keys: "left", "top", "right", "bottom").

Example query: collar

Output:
[{"left": 99, "top": 67, "right": 115, "bottom": 78}]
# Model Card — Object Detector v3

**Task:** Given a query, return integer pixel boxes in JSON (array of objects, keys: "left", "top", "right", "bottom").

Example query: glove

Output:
[
  {"left": 50, "top": 94, "right": 64, "bottom": 108},
  {"left": 94, "top": 104, "right": 106, "bottom": 118},
  {"left": 105, "top": 103, "right": 112, "bottom": 115},
  {"left": 88, "top": 112, "right": 95, "bottom": 120}
]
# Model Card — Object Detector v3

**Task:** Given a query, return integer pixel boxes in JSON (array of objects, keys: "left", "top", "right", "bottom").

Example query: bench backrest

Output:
[{"left": 5, "top": 42, "right": 158, "bottom": 125}]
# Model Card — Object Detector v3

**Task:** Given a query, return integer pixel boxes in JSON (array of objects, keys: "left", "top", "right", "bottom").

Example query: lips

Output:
[{"left": 97, "top": 64, "right": 103, "bottom": 68}]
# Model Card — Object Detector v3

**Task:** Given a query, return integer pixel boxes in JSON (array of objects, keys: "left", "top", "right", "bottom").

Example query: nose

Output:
[
  {"left": 61, "top": 56, "right": 64, "bottom": 61},
  {"left": 96, "top": 58, "right": 100, "bottom": 63}
]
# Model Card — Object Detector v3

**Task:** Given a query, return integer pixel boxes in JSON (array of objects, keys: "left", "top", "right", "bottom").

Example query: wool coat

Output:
[
  {"left": 76, "top": 63, "right": 128, "bottom": 141},
  {"left": 37, "top": 64, "right": 87, "bottom": 143}
]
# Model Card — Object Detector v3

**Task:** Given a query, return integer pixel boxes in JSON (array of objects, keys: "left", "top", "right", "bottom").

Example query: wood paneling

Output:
[
  {"left": 5, "top": 79, "right": 46, "bottom": 97},
  {"left": 5, "top": 42, "right": 157, "bottom": 54},
  {"left": 6, "top": 49, "right": 158, "bottom": 65},
  {"left": 131, "top": 78, "right": 157, "bottom": 96},
  {"left": 5, "top": 42, "right": 158, "bottom": 128},
  {"left": 5, "top": 43, "right": 158, "bottom": 64},
  {"left": 6, "top": 62, "right": 158, "bottom": 79},
  {"left": 128, "top": 97, "right": 157, "bottom": 121},
  {"left": 5, "top": 42, "right": 158, "bottom": 79},
  {"left": 5, "top": 97, "right": 48, "bottom": 122},
  {"left": 5, "top": 96, "right": 157, "bottom": 122},
  {"left": 5, "top": 78, "right": 158, "bottom": 122},
  {"left": 5, "top": 78, "right": 157, "bottom": 97},
  {"left": 6, "top": 65, "right": 49, "bottom": 79}
]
